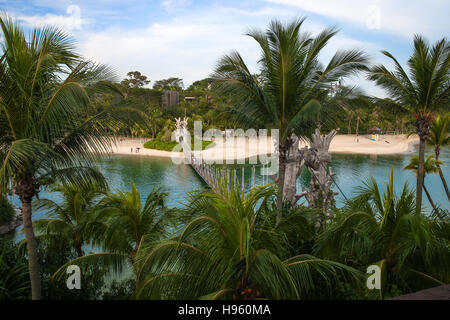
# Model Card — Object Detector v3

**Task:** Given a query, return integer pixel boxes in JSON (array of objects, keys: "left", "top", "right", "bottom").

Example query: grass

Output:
[{"left": 144, "top": 138, "right": 215, "bottom": 152}]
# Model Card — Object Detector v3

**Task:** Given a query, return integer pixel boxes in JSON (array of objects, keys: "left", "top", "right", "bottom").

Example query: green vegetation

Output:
[
  {"left": 33, "top": 183, "right": 108, "bottom": 257},
  {"left": 368, "top": 35, "right": 450, "bottom": 212},
  {"left": 0, "top": 13, "right": 448, "bottom": 300},
  {"left": 134, "top": 176, "right": 361, "bottom": 300},
  {"left": 315, "top": 168, "right": 449, "bottom": 299},
  {"left": 212, "top": 18, "right": 369, "bottom": 217},
  {"left": 0, "top": 197, "right": 14, "bottom": 226},
  {"left": 428, "top": 114, "right": 450, "bottom": 200},
  {"left": 0, "top": 237, "right": 30, "bottom": 299},
  {"left": 0, "top": 14, "right": 138, "bottom": 299},
  {"left": 144, "top": 138, "right": 214, "bottom": 152},
  {"left": 404, "top": 154, "right": 444, "bottom": 211}
]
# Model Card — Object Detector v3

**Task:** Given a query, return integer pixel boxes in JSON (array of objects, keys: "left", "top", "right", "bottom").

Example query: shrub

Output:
[
  {"left": 0, "top": 197, "right": 15, "bottom": 226},
  {"left": 144, "top": 138, "right": 214, "bottom": 152},
  {"left": 0, "top": 238, "right": 30, "bottom": 299}
]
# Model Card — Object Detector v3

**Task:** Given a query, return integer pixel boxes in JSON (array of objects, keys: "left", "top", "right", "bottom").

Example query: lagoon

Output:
[{"left": 13, "top": 146, "right": 448, "bottom": 223}]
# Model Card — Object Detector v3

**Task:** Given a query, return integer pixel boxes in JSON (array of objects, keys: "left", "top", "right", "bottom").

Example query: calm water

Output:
[
  {"left": 10, "top": 147, "right": 449, "bottom": 221},
  {"left": 226, "top": 146, "right": 450, "bottom": 212}
]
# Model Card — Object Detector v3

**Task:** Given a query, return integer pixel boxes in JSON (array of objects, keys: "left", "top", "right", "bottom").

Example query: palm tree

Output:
[
  {"left": 368, "top": 35, "right": 450, "bottom": 213},
  {"left": 134, "top": 176, "right": 361, "bottom": 300},
  {"left": 51, "top": 184, "right": 173, "bottom": 283},
  {"left": 404, "top": 154, "right": 444, "bottom": 211},
  {"left": 32, "top": 183, "right": 107, "bottom": 257},
  {"left": 0, "top": 15, "right": 127, "bottom": 299},
  {"left": 314, "top": 168, "right": 450, "bottom": 298},
  {"left": 354, "top": 109, "right": 365, "bottom": 139},
  {"left": 347, "top": 109, "right": 354, "bottom": 134},
  {"left": 428, "top": 114, "right": 450, "bottom": 200},
  {"left": 212, "top": 18, "right": 369, "bottom": 214}
]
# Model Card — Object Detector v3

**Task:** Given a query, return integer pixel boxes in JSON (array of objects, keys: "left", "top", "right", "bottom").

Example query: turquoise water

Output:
[
  {"left": 22, "top": 156, "right": 207, "bottom": 220},
  {"left": 10, "top": 147, "right": 449, "bottom": 221},
  {"left": 224, "top": 147, "right": 450, "bottom": 212}
]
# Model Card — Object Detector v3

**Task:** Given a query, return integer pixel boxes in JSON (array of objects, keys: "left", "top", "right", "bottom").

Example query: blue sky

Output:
[{"left": 1, "top": 0, "right": 449, "bottom": 96}]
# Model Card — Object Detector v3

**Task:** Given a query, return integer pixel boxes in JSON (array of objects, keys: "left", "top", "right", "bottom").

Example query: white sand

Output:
[{"left": 110, "top": 134, "right": 419, "bottom": 160}]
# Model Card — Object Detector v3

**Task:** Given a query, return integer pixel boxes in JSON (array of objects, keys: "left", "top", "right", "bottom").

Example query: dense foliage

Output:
[
  {"left": 0, "top": 14, "right": 448, "bottom": 301},
  {"left": 0, "top": 196, "right": 14, "bottom": 225},
  {"left": 144, "top": 138, "right": 214, "bottom": 152}
]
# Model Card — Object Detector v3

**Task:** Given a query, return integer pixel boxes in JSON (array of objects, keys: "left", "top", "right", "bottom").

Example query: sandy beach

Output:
[{"left": 111, "top": 134, "right": 419, "bottom": 160}]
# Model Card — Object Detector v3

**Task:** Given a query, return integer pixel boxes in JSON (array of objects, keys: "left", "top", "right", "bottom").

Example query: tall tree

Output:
[
  {"left": 121, "top": 71, "right": 150, "bottom": 89},
  {"left": 212, "top": 18, "right": 369, "bottom": 214},
  {"left": 369, "top": 35, "right": 450, "bottom": 212},
  {"left": 153, "top": 77, "right": 184, "bottom": 91},
  {"left": 428, "top": 114, "right": 450, "bottom": 200},
  {"left": 0, "top": 15, "right": 128, "bottom": 299}
]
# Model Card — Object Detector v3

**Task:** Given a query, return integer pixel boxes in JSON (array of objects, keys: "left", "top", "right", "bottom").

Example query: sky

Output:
[{"left": 1, "top": 0, "right": 449, "bottom": 97}]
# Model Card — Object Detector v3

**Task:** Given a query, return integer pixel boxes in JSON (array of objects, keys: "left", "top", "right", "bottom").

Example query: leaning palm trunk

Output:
[
  {"left": 437, "top": 166, "right": 450, "bottom": 201},
  {"left": 423, "top": 184, "right": 437, "bottom": 211},
  {"left": 435, "top": 148, "right": 450, "bottom": 201}
]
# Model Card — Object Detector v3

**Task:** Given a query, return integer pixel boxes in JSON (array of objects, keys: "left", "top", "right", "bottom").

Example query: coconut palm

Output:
[
  {"left": 51, "top": 184, "right": 173, "bottom": 284},
  {"left": 0, "top": 15, "right": 129, "bottom": 299},
  {"left": 212, "top": 18, "right": 369, "bottom": 215},
  {"left": 404, "top": 154, "right": 444, "bottom": 211},
  {"left": 134, "top": 175, "right": 361, "bottom": 300},
  {"left": 354, "top": 109, "right": 365, "bottom": 138},
  {"left": 314, "top": 168, "right": 450, "bottom": 298},
  {"left": 428, "top": 114, "right": 450, "bottom": 200},
  {"left": 368, "top": 35, "right": 450, "bottom": 213},
  {"left": 32, "top": 183, "right": 107, "bottom": 257}
]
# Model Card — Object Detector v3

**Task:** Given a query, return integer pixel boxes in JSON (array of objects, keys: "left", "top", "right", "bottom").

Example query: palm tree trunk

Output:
[
  {"left": 75, "top": 241, "right": 84, "bottom": 258},
  {"left": 276, "top": 153, "right": 286, "bottom": 226},
  {"left": 356, "top": 117, "right": 360, "bottom": 138},
  {"left": 416, "top": 137, "right": 426, "bottom": 213},
  {"left": 437, "top": 167, "right": 450, "bottom": 201},
  {"left": 423, "top": 184, "right": 437, "bottom": 211},
  {"left": 435, "top": 151, "right": 450, "bottom": 201},
  {"left": 21, "top": 198, "right": 41, "bottom": 300}
]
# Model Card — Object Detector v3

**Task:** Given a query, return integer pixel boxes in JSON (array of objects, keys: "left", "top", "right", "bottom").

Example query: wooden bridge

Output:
[
  {"left": 190, "top": 154, "right": 219, "bottom": 189},
  {"left": 185, "top": 150, "right": 264, "bottom": 192}
]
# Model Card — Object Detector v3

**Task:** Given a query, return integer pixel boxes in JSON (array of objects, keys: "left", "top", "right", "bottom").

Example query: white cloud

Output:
[
  {"left": 16, "top": 5, "right": 89, "bottom": 31},
  {"left": 6, "top": 1, "right": 398, "bottom": 96},
  {"left": 265, "top": 0, "right": 450, "bottom": 40},
  {"left": 78, "top": 18, "right": 261, "bottom": 87},
  {"left": 161, "top": 0, "right": 192, "bottom": 12},
  {"left": 76, "top": 4, "right": 391, "bottom": 96}
]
